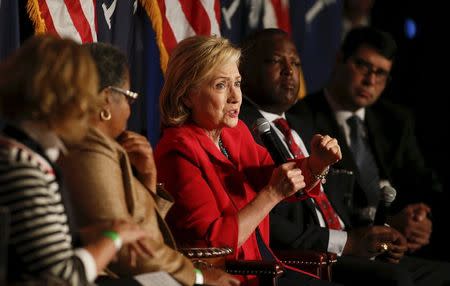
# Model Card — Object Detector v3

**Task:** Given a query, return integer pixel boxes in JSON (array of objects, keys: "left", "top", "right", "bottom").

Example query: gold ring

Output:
[{"left": 379, "top": 242, "right": 389, "bottom": 253}]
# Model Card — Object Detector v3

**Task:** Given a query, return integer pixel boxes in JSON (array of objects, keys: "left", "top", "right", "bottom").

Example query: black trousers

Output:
[{"left": 333, "top": 255, "right": 450, "bottom": 286}]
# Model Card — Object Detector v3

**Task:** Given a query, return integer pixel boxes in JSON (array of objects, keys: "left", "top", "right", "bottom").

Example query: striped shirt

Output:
[{"left": 0, "top": 134, "right": 94, "bottom": 285}]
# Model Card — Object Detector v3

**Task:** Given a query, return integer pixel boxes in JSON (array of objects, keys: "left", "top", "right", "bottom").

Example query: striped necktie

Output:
[
  {"left": 347, "top": 115, "right": 380, "bottom": 208},
  {"left": 273, "top": 118, "right": 342, "bottom": 230}
]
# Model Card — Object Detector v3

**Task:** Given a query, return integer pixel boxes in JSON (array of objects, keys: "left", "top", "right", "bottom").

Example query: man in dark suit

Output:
[
  {"left": 289, "top": 26, "right": 445, "bottom": 258},
  {"left": 239, "top": 28, "right": 450, "bottom": 286}
]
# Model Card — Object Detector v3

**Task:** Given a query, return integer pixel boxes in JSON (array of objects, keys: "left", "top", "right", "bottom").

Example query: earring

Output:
[{"left": 100, "top": 109, "right": 111, "bottom": 121}]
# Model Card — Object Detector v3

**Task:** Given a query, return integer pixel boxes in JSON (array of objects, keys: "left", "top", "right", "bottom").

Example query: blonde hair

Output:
[
  {"left": 0, "top": 35, "right": 99, "bottom": 129},
  {"left": 160, "top": 35, "right": 241, "bottom": 128}
]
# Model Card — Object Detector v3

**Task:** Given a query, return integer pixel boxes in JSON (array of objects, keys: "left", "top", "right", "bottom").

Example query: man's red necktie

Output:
[{"left": 273, "top": 118, "right": 342, "bottom": 230}]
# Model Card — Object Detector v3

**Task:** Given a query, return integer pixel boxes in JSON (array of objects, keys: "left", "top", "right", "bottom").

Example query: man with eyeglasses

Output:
[{"left": 287, "top": 26, "right": 450, "bottom": 284}]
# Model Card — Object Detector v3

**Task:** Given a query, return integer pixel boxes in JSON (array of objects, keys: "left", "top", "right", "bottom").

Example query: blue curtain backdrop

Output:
[{"left": 290, "top": 0, "right": 342, "bottom": 94}]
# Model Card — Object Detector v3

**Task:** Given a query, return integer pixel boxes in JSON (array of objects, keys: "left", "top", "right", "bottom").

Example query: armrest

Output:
[
  {"left": 225, "top": 260, "right": 284, "bottom": 277},
  {"left": 178, "top": 247, "right": 233, "bottom": 269},
  {"left": 273, "top": 249, "right": 337, "bottom": 281},
  {"left": 179, "top": 247, "right": 233, "bottom": 258},
  {"left": 273, "top": 249, "right": 337, "bottom": 265},
  {"left": 180, "top": 247, "right": 285, "bottom": 286}
]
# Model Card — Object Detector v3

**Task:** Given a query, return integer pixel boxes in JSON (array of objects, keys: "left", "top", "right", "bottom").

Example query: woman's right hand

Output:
[
  {"left": 265, "top": 161, "right": 305, "bottom": 202},
  {"left": 81, "top": 220, "right": 155, "bottom": 271}
]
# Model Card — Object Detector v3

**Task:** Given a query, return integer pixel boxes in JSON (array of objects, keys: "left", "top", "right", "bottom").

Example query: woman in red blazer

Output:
[{"left": 155, "top": 35, "right": 342, "bottom": 286}]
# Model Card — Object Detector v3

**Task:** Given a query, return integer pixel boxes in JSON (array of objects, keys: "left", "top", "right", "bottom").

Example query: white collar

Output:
[
  {"left": 17, "top": 121, "right": 67, "bottom": 162},
  {"left": 324, "top": 89, "right": 366, "bottom": 124}
]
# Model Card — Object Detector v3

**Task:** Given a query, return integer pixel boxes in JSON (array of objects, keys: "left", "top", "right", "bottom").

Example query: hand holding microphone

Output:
[
  {"left": 252, "top": 118, "right": 342, "bottom": 168},
  {"left": 253, "top": 118, "right": 305, "bottom": 199},
  {"left": 265, "top": 162, "right": 306, "bottom": 201},
  {"left": 253, "top": 118, "right": 293, "bottom": 166}
]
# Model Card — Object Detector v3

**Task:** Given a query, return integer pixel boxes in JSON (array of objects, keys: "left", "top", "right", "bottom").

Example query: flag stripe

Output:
[
  {"left": 164, "top": 0, "right": 195, "bottom": 43},
  {"left": 271, "top": 0, "right": 291, "bottom": 34},
  {"left": 179, "top": 0, "right": 210, "bottom": 35},
  {"left": 157, "top": 0, "right": 178, "bottom": 57},
  {"left": 30, "top": 0, "right": 97, "bottom": 44},
  {"left": 214, "top": 0, "right": 221, "bottom": 30},
  {"left": 199, "top": 0, "right": 220, "bottom": 36},
  {"left": 263, "top": 0, "right": 278, "bottom": 28},
  {"left": 153, "top": 0, "right": 221, "bottom": 56},
  {"left": 63, "top": 0, "right": 93, "bottom": 42},
  {"left": 38, "top": 0, "right": 58, "bottom": 36},
  {"left": 79, "top": 0, "right": 97, "bottom": 42},
  {"left": 45, "top": 0, "right": 82, "bottom": 43}
]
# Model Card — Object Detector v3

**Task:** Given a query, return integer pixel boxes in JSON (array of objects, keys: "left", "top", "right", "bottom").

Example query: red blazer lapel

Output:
[{"left": 184, "top": 123, "right": 252, "bottom": 212}]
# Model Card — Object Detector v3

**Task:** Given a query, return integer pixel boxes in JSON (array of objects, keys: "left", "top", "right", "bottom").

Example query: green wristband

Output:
[
  {"left": 102, "top": 230, "right": 122, "bottom": 251},
  {"left": 194, "top": 268, "right": 204, "bottom": 285}
]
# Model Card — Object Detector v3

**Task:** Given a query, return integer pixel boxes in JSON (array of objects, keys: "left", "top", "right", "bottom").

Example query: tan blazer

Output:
[{"left": 59, "top": 127, "right": 195, "bottom": 286}]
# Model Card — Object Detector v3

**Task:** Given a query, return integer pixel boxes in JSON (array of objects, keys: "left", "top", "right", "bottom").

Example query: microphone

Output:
[
  {"left": 253, "top": 118, "right": 293, "bottom": 165},
  {"left": 373, "top": 185, "right": 397, "bottom": 226}
]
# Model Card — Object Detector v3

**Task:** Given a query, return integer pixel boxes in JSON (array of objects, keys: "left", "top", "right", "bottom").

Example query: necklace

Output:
[{"left": 218, "top": 137, "right": 230, "bottom": 159}]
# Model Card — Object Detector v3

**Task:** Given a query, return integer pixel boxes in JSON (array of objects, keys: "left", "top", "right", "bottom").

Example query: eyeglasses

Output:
[
  {"left": 351, "top": 57, "right": 391, "bottom": 84},
  {"left": 108, "top": 86, "right": 139, "bottom": 105}
]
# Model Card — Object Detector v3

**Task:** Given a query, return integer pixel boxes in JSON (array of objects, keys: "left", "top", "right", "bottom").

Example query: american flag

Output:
[
  {"left": 142, "top": 0, "right": 222, "bottom": 72},
  {"left": 26, "top": 0, "right": 292, "bottom": 69},
  {"left": 26, "top": 0, "right": 97, "bottom": 43}
]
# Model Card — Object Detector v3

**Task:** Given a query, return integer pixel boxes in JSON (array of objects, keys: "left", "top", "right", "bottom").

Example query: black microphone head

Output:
[
  {"left": 381, "top": 185, "right": 396, "bottom": 206},
  {"left": 252, "top": 117, "right": 292, "bottom": 165},
  {"left": 253, "top": 118, "right": 271, "bottom": 135}
]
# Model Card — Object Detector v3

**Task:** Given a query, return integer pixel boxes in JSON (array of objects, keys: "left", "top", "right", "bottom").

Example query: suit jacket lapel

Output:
[
  {"left": 188, "top": 123, "right": 238, "bottom": 168},
  {"left": 239, "top": 97, "right": 265, "bottom": 126},
  {"left": 239, "top": 97, "right": 267, "bottom": 147},
  {"left": 304, "top": 199, "right": 321, "bottom": 225},
  {"left": 307, "top": 92, "right": 358, "bottom": 172}
]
